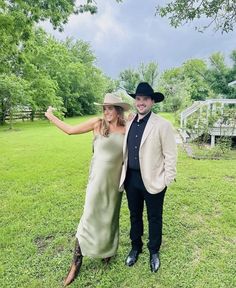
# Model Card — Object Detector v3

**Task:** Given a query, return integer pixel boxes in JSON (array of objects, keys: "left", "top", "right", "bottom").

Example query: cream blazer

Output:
[{"left": 119, "top": 112, "right": 177, "bottom": 194}]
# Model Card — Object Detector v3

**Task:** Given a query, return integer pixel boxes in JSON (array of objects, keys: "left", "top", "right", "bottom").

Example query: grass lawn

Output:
[{"left": 0, "top": 116, "right": 235, "bottom": 288}]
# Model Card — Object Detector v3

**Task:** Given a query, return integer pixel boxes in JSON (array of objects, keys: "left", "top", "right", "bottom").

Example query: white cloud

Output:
[
  {"left": 93, "top": 4, "right": 128, "bottom": 46},
  {"left": 40, "top": 0, "right": 236, "bottom": 78}
]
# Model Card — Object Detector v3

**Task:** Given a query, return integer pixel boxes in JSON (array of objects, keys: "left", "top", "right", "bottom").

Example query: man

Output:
[{"left": 119, "top": 82, "right": 177, "bottom": 272}]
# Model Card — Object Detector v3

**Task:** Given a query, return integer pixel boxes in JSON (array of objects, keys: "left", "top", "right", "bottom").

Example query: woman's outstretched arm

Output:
[{"left": 45, "top": 106, "right": 100, "bottom": 135}]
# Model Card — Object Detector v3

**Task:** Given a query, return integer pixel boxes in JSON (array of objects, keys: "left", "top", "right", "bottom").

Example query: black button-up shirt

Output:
[{"left": 127, "top": 111, "right": 151, "bottom": 170}]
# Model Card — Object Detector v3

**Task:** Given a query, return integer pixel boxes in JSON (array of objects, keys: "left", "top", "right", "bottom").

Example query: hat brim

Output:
[
  {"left": 94, "top": 102, "right": 131, "bottom": 111},
  {"left": 128, "top": 92, "right": 164, "bottom": 103}
]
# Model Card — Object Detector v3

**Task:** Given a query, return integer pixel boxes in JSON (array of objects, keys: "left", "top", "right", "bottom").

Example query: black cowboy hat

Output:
[{"left": 128, "top": 82, "right": 164, "bottom": 103}]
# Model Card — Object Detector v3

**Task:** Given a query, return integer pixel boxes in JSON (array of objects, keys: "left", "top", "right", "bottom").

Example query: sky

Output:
[{"left": 41, "top": 0, "right": 236, "bottom": 79}]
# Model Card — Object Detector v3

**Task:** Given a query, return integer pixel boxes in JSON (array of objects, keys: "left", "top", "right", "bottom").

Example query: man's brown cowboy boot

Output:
[{"left": 64, "top": 239, "right": 83, "bottom": 286}]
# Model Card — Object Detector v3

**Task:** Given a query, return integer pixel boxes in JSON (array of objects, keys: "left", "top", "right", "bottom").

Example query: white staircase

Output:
[
  {"left": 180, "top": 101, "right": 202, "bottom": 128},
  {"left": 180, "top": 99, "right": 236, "bottom": 146}
]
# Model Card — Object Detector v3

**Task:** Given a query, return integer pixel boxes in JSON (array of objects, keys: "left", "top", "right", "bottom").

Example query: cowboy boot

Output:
[
  {"left": 64, "top": 239, "right": 83, "bottom": 286},
  {"left": 101, "top": 257, "right": 112, "bottom": 265}
]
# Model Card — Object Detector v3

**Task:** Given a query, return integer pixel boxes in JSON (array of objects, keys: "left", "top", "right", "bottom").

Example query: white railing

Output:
[
  {"left": 180, "top": 98, "right": 236, "bottom": 146},
  {"left": 180, "top": 99, "right": 236, "bottom": 128},
  {"left": 180, "top": 101, "right": 202, "bottom": 128}
]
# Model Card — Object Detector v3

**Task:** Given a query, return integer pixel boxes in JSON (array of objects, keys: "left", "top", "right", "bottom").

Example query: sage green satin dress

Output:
[{"left": 76, "top": 133, "right": 124, "bottom": 258}]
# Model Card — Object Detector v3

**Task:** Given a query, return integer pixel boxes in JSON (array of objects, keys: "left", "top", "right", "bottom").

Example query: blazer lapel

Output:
[
  {"left": 140, "top": 112, "right": 155, "bottom": 147},
  {"left": 123, "top": 116, "right": 135, "bottom": 155}
]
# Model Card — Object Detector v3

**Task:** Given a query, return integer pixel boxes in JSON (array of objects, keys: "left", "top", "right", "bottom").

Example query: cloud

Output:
[
  {"left": 93, "top": 4, "right": 128, "bottom": 46},
  {"left": 40, "top": 0, "right": 236, "bottom": 78}
]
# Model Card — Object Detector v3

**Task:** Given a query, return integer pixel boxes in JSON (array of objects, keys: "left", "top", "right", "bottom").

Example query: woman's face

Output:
[{"left": 103, "top": 105, "right": 118, "bottom": 123}]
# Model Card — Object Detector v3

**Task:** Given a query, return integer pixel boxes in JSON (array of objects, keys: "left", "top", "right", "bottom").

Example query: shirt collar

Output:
[{"left": 135, "top": 111, "right": 152, "bottom": 123}]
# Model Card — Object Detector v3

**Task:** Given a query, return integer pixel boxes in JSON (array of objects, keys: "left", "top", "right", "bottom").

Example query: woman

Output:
[{"left": 45, "top": 93, "right": 130, "bottom": 286}]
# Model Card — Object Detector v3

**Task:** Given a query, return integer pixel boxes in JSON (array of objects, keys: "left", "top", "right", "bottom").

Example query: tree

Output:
[
  {"left": 206, "top": 52, "right": 235, "bottom": 98},
  {"left": 138, "top": 62, "right": 159, "bottom": 87},
  {"left": 28, "top": 74, "right": 62, "bottom": 120},
  {"left": 156, "top": 0, "right": 236, "bottom": 33},
  {"left": 0, "top": 0, "right": 100, "bottom": 75},
  {"left": 104, "top": 77, "right": 120, "bottom": 94},
  {"left": 0, "top": 0, "right": 99, "bottom": 30},
  {"left": 22, "top": 29, "right": 107, "bottom": 117},
  {"left": 0, "top": 74, "right": 28, "bottom": 127},
  {"left": 229, "top": 50, "right": 236, "bottom": 86},
  {"left": 157, "top": 68, "right": 192, "bottom": 113},
  {"left": 0, "top": 1, "right": 111, "bottom": 125},
  {"left": 20, "top": 29, "right": 69, "bottom": 118},
  {"left": 0, "top": 10, "right": 33, "bottom": 74},
  {"left": 119, "top": 69, "right": 141, "bottom": 93},
  {"left": 119, "top": 62, "right": 159, "bottom": 94},
  {"left": 182, "top": 59, "right": 214, "bottom": 101}
]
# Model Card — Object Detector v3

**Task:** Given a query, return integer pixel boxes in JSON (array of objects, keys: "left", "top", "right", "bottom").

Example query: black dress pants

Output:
[{"left": 124, "top": 169, "right": 166, "bottom": 254}]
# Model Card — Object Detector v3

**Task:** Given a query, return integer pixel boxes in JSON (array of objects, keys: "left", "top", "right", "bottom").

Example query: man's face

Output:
[{"left": 134, "top": 95, "right": 154, "bottom": 115}]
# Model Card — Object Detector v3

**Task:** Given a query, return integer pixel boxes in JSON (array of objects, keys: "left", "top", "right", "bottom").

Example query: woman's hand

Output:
[{"left": 45, "top": 106, "right": 55, "bottom": 119}]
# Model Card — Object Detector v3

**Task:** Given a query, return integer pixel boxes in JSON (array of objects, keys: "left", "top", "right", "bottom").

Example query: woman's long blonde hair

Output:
[{"left": 100, "top": 106, "right": 125, "bottom": 137}]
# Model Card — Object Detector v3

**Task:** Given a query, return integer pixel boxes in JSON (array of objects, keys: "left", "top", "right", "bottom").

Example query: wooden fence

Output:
[{"left": 5, "top": 110, "right": 45, "bottom": 121}]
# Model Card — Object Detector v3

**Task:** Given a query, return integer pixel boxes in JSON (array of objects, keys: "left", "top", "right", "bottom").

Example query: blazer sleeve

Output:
[{"left": 160, "top": 121, "right": 177, "bottom": 186}]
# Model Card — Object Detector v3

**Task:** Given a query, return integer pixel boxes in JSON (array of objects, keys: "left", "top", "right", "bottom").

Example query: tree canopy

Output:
[
  {"left": 0, "top": 0, "right": 112, "bottom": 126},
  {"left": 1, "top": 0, "right": 235, "bottom": 127},
  {"left": 119, "top": 62, "right": 159, "bottom": 93},
  {"left": 117, "top": 50, "right": 236, "bottom": 114},
  {"left": 0, "top": 0, "right": 98, "bottom": 30},
  {"left": 0, "top": 27, "right": 109, "bottom": 126},
  {"left": 156, "top": 0, "right": 236, "bottom": 33}
]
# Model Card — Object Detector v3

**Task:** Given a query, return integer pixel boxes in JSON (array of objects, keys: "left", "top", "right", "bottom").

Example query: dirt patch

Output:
[
  {"left": 224, "top": 175, "right": 235, "bottom": 182},
  {"left": 34, "top": 235, "right": 55, "bottom": 252}
]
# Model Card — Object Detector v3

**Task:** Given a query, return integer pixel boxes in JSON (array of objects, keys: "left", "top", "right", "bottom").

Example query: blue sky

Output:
[{"left": 41, "top": 0, "right": 236, "bottom": 78}]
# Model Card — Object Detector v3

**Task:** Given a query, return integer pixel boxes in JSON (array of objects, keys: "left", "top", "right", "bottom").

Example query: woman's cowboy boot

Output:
[
  {"left": 64, "top": 239, "right": 83, "bottom": 286},
  {"left": 101, "top": 257, "right": 112, "bottom": 265}
]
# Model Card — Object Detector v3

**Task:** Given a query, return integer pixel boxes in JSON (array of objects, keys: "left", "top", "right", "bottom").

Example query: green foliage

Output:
[
  {"left": 119, "top": 68, "right": 141, "bottom": 93},
  {"left": 138, "top": 62, "right": 159, "bottom": 87},
  {"left": 0, "top": 0, "right": 96, "bottom": 74},
  {"left": 0, "top": 0, "right": 95, "bottom": 31},
  {"left": 64, "top": 38, "right": 96, "bottom": 65},
  {"left": 156, "top": 0, "right": 236, "bottom": 33},
  {"left": 0, "top": 74, "right": 28, "bottom": 128},
  {"left": 118, "top": 62, "right": 162, "bottom": 114},
  {"left": 0, "top": 26, "right": 108, "bottom": 123},
  {"left": 214, "top": 137, "right": 232, "bottom": 156},
  {"left": 0, "top": 0, "right": 111, "bottom": 124},
  {"left": 104, "top": 77, "right": 121, "bottom": 93},
  {"left": 1, "top": 0, "right": 235, "bottom": 126},
  {"left": 119, "top": 62, "right": 159, "bottom": 94},
  {"left": 156, "top": 50, "right": 236, "bottom": 114},
  {"left": 23, "top": 29, "right": 107, "bottom": 117},
  {"left": 0, "top": 10, "right": 33, "bottom": 74},
  {"left": 28, "top": 74, "right": 63, "bottom": 119},
  {"left": 157, "top": 67, "right": 192, "bottom": 113},
  {"left": 119, "top": 51, "right": 235, "bottom": 116},
  {"left": 186, "top": 104, "right": 236, "bottom": 150},
  {"left": 206, "top": 52, "right": 236, "bottom": 99},
  {"left": 182, "top": 59, "right": 213, "bottom": 101},
  {"left": 191, "top": 137, "right": 232, "bottom": 159},
  {"left": 230, "top": 50, "right": 236, "bottom": 76}
]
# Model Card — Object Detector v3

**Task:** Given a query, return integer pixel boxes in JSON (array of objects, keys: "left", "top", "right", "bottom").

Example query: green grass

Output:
[
  {"left": 159, "top": 112, "right": 179, "bottom": 127},
  {"left": 1, "top": 117, "right": 235, "bottom": 288}
]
